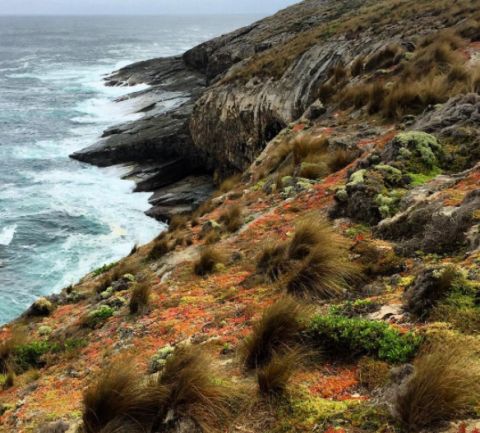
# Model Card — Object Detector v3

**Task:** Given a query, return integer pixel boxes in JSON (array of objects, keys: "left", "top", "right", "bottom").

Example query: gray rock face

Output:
[
  {"left": 146, "top": 176, "right": 215, "bottom": 221},
  {"left": 376, "top": 175, "right": 480, "bottom": 255}
]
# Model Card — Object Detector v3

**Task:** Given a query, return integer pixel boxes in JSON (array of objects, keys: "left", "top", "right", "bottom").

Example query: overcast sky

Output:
[{"left": 0, "top": 0, "right": 300, "bottom": 15}]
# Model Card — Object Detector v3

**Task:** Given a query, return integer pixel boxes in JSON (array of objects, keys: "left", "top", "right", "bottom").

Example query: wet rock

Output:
[{"left": 146, "top": 175, "right": 215, "bottom": 221}]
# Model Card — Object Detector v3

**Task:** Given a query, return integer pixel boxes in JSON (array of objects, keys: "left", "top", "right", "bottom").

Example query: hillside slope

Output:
[{"left": 2, "top": 1, "right": 480, "bottom": 433}]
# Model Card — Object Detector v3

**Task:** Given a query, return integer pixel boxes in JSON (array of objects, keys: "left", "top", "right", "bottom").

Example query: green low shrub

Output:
[
  {"left": 84, "top": 306, "right": 114, "bottom": 328},
  {"left": 308, "top": 314, "right": 421, "bottom": 363},
  {"left": 13, "top": 341, "right": 52, "bottom": 371}
]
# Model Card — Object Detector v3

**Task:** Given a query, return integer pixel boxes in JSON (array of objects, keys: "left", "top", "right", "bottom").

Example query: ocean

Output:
[{"left": 0, "top": 15, "right": 258, "bottom": 324}]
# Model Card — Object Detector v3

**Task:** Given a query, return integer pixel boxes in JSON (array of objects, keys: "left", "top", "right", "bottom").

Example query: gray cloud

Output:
[{"left": 0, "top": 0, "right": 299, "bottom": 15}]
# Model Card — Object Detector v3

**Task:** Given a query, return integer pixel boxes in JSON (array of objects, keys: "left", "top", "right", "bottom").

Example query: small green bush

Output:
[
  {"left": 13, "top": 341, "right": 52, "bottom": 371},
  {"left": 308, "top": 314, "right": 421, "bottom": 363},
  {"left": 84, "top": 306, "right": 114, "bottom": 328},
  {"left": 93, "top": 262, "right": 116, "bottom": 276}
]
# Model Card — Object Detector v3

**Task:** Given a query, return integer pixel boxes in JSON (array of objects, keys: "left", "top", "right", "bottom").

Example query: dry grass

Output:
[
  {"left": 256, "top": 216, "right": 360, "bottom": 299},
  {"left": 219, "top": 204, "right": 244, "bottom": 233},
  {"left": 241, "top": 297, "right": 309, "bottom": 370},
  {"left": 169, "top": 214, "right": 189, "bottom": 231},
  {"left": 350, "top": 56, "right": 365, "bottom": 77},
  {"left": 256, "top": 242, "right": 290, "bottom": 282},
  {"left": 338, "top": 26, "right": 478, "bottom": 119},
  {"left": 257, "top": 350, "right": 301, "bottom": 397},
  {"left": 292, "top": 134, "right": 329, "bottom": 166},
  {"left": 364, "top": 43, "right": 404, "bottom": 72},
  {"left": 194, "top": 247, "right": 225, "bottom": 276},
  {"left": 147, "top": 236, "right": 172, "bottom": 261},
  {"left": 219, "top": 174, "right": 242, "bottom": 193},
  {"left": 152, "top": 346, "right": 232, "bottom": 432},
  {"left": 394, "top": 342, "right": 480, "bottom": 431},
  {"left": 83, "top": 361, "right": 164, "bottom": 433},
  {"left": 97, "top": 260, "right": 142, "bottom": 293},
  {"left": 0, "top": 330, "right": 25, "bottom": 374},
  {"left": 129, "top": 276, "right": 152, "bottom": 315},
  {"left": 286, "top": 245, "right": 360, "bottom": 299},
  {"left": 83, "top": 347, "right": 233, "bottom": 433},
  {"left": 205, "top": 230, "right": 221, "bottom": 245}
]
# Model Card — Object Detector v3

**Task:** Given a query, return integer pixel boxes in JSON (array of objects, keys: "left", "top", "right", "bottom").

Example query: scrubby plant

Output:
[
  {"left": 350, "top": 56, "right": 364, "bottom": 76},
  {"left": 83, "top": 347, "right": 232, "bottom": 433},
  {"left": 257, "top": 350, "right": 301, "bottom": 397},
  {"left": 292, "top": 134, "right": 329, "bottom": 166},
  {"left": 256, "top": 242, "right": 290, "bottom": 282},
  {"left": 364, "top": 44, "right": 404, "bottom": 72},
  {"left": 257, "top": 216, "right": 360, "bottom": 299},
  {"left": 219, "top": 204, "right": 244, "bottom": 233},
  {"left": 194, "top": 247, "right": 225, "bottom": 276},
  {"left": 13, "top": 341, "right": 52, "bottom": 371},
  {"left": 169, "top": 214, "right": 189, "bottom": 231},
  {"left": 83, "top": 305, "right": 114, "bottom": 329},
  {"left": 330, "top": 299, "right": 380, "bottom": 317},
  {"left": 27, "top": 297, "right": 54, "bottom": 317},
  {"left": 0, "top": 331, "right": 24, "bottom": 374},
  {"left": 147, "top": 236, "right": 172, "bottom": 261},
  {"left": 83, "top": 361, "right": 163, "bottom": 433},
  {"left": 308, "top": 314, "right": 421, "bottom": 363},
  {"left": 357, "top": 357, "right": 390, "bottom": 391},
  {"left": 2, "top": 369, "right": 15, "bottom": 389},
  {"left": 204, "top": 230, "right": 221, "bottom": 245},
  {"left": 241, "top": 297, "right": 309, "bottom": 370},
  {"left": 96, "top": 260, "right": 140, "bottom": 293},
  {"left": 93, "top": 262, "right": 116, "bottom": 277},
  {"left": 219, "top": 174, "right": 242, "bottom": 193},
  {"left": 394, "top": 343, "right": 480, "bottom": 431},
  {"left": 151, "top": 345, "right": 231, "bottom": 432},
  {"left": 129, "top": 276, "right": 152, "bottom": 315},
  {"left": 286, "top": 247, "right": 360, "bottom": 299}
]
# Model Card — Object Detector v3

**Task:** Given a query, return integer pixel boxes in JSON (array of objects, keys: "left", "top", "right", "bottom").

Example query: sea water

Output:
[{"left": 0, "top": 15, "right": 258, "bottom": 324}]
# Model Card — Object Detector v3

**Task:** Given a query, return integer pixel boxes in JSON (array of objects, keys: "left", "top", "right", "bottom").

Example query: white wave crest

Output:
[{"left": 0, "top": 224, "right": 17, "bottom": 246}]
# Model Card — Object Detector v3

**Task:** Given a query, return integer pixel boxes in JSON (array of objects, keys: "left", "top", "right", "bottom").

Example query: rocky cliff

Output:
[{"left": 3, "top": 1, "right": 480, "bottom": 433}]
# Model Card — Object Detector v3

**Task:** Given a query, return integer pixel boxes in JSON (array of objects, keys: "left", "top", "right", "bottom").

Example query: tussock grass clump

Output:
[
  {"left": 147, "top": 236, "right": 172, "bottom": 261},
  {"left": 219, "top": 174, "right": 242, "bottom": 193},
  {"left": 169, "top": 214, "right": 189, "bottom": 231},
  {"left": 83, "top": 361, "right": 166, "bottom": 433},
  {"left": 257, "top": 216, "right": 360, "bottom": 299},
  {"left": 394, "top": 343, "right": 480, "bottom": 431},
  {"left": 364, "top": 43, "right": 404, "bottom": 72},
  {"left": 0, "top": 331, "right": 25, "bottom": 374},
  {"left": 194, "top": 247, "right": 225, "bottom": 276},
  {"left": 286, "top": 246, "right": 360, "bottom": 299},
  {"left": 257, "top": 350, "right": 301, "bottom": 397},
  {"left": 129, "top": 276, "right": 152, "bottom": 315},
  {"left": 83, "top": 347, "right": 232, "bottom": 433},
  {"left": 350, "top": 56, "right": 364, "bottom": 77},
  {"left": 219, "top": 204, "right": 244, "bottom": 233},
  {"left": 96, "top": 260, "right": 141, "bottom": 293},
  {"left": 256, "top": 242, "right": 290, "bottom": 282},
  {"left": 153, "top": 346, "right": 232, "bottom": 431},
  {"left": 241, "top": 297, "right": 309, "bottom": 370},
  {"left": 292, "top": 134, "right": 329, "bottom": 166},
  {"left": 340, "top": 28, "right": 477, "bottom": 119}
]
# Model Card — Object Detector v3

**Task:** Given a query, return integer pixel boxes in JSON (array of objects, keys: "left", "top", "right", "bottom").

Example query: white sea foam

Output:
[{"left": 0, "top": 225, "right": 17, "bottom": 246}]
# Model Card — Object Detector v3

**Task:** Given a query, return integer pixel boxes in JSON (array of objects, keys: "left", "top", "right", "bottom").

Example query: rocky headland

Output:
[{"left": 3, "top": 1, "right": 480, "bottom": 433}]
